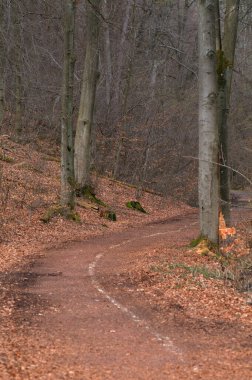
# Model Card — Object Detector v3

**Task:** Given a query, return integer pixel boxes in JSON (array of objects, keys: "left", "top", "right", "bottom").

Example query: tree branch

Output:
[{"left": 183, "top": 155, "right": 252, "bottom": 185}]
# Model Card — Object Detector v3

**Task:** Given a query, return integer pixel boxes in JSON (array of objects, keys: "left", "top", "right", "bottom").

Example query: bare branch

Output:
[{"left": 183, "top": 156, "right": 252, "bottom": 185}]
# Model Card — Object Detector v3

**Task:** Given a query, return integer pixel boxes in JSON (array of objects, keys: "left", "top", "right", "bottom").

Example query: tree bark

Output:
[
  {"left": 113, "top": 0, "right": 131, "bottom": 110},
  {"left": 0, "top": 0, "right": 4, "bottom": 128},
  {"left": 102, "top": 0, "right": 112, "bottom": 107},
  {"left": 223, "top": 0, "right": 240, "bottom": 100},
  {"left": 13, "top": 1, "right": 22, "bottom": 135},
  {"left": 219, "top": 0, "right": 240, "bottom": 225},
  {"left": 74, "top": 0, "right": 101, "bottom": 188},
  {"left": 198, "top": 0, "right": 219, "bottom": 244},
  {"left": 61, "top": 0, "right": 76, "bottom": 209},
  {"left": 112, "top": 1, "right": 137, "bottom": 179}
]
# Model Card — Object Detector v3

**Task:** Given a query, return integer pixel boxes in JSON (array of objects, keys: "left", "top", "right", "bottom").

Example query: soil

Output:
[{"left": 1, "top": 211, "right": 252, "bottom": 379}]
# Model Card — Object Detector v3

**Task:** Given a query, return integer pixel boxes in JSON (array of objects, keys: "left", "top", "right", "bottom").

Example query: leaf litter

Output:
[{"left": 0, "top": 135, "right": 251, "bottom": 379}]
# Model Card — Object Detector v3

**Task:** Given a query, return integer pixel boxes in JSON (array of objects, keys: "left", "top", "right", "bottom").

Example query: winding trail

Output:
[
  {"left": 10, "top": 206, "right": 252, "bottom": 379},
  {"left": 14, "top": 212, "right": 199, "bottom": 379}
]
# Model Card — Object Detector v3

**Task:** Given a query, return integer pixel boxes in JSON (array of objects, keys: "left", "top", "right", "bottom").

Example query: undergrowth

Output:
[
  {"left": 150, "top": 262, "right": 223, "bottom": 280},
  {"left": 41, "top": 205, "right": 80, "bottom": 223}
]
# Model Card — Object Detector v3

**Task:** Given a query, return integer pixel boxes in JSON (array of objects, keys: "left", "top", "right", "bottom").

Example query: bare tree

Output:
[
  {"left": 112, "top": 1, "right": 137, "bottom": 179},
  {"left": 74, "top": 0, "right": 101, "bottom": 190},
  {"left": 61, "top": 0, "right": 76, "bottom": 209},
  {"left": 113, "top": 0, "right": 132, "bottom": 111},
  {"left": 0, "top": 0, "right": 4, "bottom": 127},
  {"left": 13, "top": 0, "right": 22, "bottom": 134},
  {"left": 198, "top": 0, "right": 219, "bottom": 243},
  {"left": 102, "top": 0, "right": 112, "bottom": 107},
  {"left": 217, "top": 0, "right": 240, "bottom": 225}
]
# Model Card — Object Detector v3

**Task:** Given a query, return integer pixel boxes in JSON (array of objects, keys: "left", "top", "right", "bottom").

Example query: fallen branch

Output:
[
  {"left": 97, "top": 174, "right": 162, "bottom": 197},
  {"left": 76, "top": 199, "right": 99, "bottom": 211}
]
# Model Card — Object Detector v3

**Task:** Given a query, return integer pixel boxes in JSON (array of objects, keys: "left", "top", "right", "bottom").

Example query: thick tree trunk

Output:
[
  {"left": 61, "top": 0, "right": 76, "bottom": 209},
  {"left": 198, "top": 0, "right": 219, "bottom": 243},
  {"left": 74, "top": 0, "right": 101, "bottom": 188},
  {"left": 219, "top": 0, "right": 240, "bottom": 225}
]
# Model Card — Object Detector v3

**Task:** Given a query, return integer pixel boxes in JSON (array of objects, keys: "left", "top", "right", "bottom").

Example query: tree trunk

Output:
[
  {"left": 223, "top": 0, "right": 240, "bottom": 100},
  {"left": 61, "top": 0, "right": 76, "bottom": 209},
  {"left": 74, "top": 0, "right": 101, "bottom": 188},
  {"left": 0, "top": 0, "right": 4, "bottom": 128},
  {"left": 13, "top": 1, "right": 22, "bottom": 135},
  {"left": 198, "top": 0, "right": 219, "bottom": 244},
  {"left": 135, "top": 124, "right": 153, "bottom": 200},
  {"left": 150, "top": 60, "right": 159, "bottom": 100},
  {"left": 219, "top": 0, "right": 240, "bottom": 225},
  {"left": 113, "top": 0, "right": 131, "bottom": 110},
  {"left": 102, "top": 0, "right": 112, "bottom": 107},
  {"left": 112, "top": 1, "right": 137, "bottom": 179}
]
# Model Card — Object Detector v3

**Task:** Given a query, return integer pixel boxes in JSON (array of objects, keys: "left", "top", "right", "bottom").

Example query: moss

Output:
[
  {"left": 216, "top": 49, "right": 231, "bottom": 87},
  {"left": 107, "top": 211, "right": 116, "bottom": 221},
  {"left": 189, "top": 235, "right": 205, "bottom": 248},
  {"left": 0, "top": 153, "right": 14, "bottom": 163},
  {"left": 126, "top": 201, "right": 147, "bottom": 213},
  {"left": 190, "top": 236, "right": 219, "bottom": 259},
  {"left": 101, "top": 210, "right": 117, "bottom": 222},
  {"left": 76, "top": 185, "right": 107, "bottom": 206},
  {"left": 189, "top": 235, "right": 218, "bottom": 251},
  {"left": 41, "top": 205, "right": 80, "bottom": 223},
  {"left": 66, "top": 211, "right": 81, "bottom": 222}
]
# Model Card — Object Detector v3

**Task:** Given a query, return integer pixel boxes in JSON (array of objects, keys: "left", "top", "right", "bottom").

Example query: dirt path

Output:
[{"left": 4, "top": 211, "right": 252, "bottom": 379}]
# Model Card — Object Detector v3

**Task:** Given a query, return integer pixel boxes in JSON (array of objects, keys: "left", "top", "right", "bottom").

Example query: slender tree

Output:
[
  {"left": 217, "top": 0, "right": 240, "bottom": 225},
  {"left": 102, "top": 0, "right": 112, "bottom": 107},
  {"left": 112, "top": 0, "right": 136, "bottom": 179},
  {"left": 113, "top": 0, "right": 132, "bottom": 110},
  {"left": 13, "top": 0, "right": 22, "bottom": 134},
  {"left": 74, "top": 0, "right": 101, "bottom": 190},
  {"left": 61, "top": 0, "right": 76, "bottom": 209},
  {"left": 0, "top": 0, "right": 4, "bottom": 127},
  {"left": 198, "top": 0, "right": 219, "bottom": 243}
]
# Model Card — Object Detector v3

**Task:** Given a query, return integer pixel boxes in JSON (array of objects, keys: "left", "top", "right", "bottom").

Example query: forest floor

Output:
[{"left": 0, "top": 135, "right": 252, "bottom": 379}]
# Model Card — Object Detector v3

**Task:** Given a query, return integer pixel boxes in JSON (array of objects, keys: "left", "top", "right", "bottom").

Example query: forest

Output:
[
  {"left": 0, "top": 1, "right": 251, "bottom": 379},
  {"left": 0, "top": 0, "right": 251, "bottom": 199}
]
